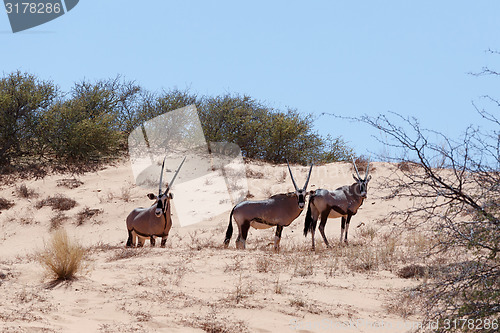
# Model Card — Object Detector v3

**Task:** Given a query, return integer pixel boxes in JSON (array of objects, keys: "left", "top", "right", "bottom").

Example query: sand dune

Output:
[{"left": 0, "top": 160, "right": 425, "bottom": 332}]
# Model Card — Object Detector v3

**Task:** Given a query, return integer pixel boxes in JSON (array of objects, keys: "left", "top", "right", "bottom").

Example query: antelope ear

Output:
[
  {"left": 367, "top": 175, "right": 372, "bottom": 182},
  {"left": 169, "top": 193, "right": 173, "bottom": 199},
  {"left": 352, "top": 174, "right": 360, "bottom": 182},
  {"left": 147, "top": 193, "right": 157, "bottom": 200},
  {"left": 309, "top": 190, "right": 315, "bottom": 196}
]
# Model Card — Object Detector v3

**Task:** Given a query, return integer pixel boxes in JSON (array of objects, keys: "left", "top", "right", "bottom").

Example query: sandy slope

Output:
[{"left": 0, "top": 160, "right": 424, "bottom": 332}]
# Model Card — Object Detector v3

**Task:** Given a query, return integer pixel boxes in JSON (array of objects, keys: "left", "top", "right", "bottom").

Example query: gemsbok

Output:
[
  {"left": 304, "top": 159, "right": 371, "bottom": 250},
  {"left": 126, "top": 157, "right": 186, "bottom": 247},
  {"left": 224, "top": 161, "right": 313, "bottom": 251}
]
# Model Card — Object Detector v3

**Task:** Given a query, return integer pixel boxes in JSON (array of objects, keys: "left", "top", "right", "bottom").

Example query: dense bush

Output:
[
  {"left": 0, "top": 71, "right": 354, "bottom": 171},
  {"left": 0, "top": 71, "right": 57, "bottom": 165}
]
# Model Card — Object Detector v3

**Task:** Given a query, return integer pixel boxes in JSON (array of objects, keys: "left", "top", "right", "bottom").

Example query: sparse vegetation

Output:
[
  {"left": 397, "top": 264, "right": 427, "bottom": 279},
  {"left": 2, "top": 68, "right": 498, "bottom": 331},
  {"left": 255, "top": 255, "right": 272, "bottom": 273},
  {"left": 397, "top": 161, "right": 419, "bottom": 172},
  {"left": 353, "top": 155, "right": 376, "bottom": 173},
  {"left": 76, "top": 207, "right": 102, "bottom": 226},
  {"left": 338, "top": 94, "right": 499, "bottom": 327},
  {"left": 385, "top": 288, "right": 421, "bottom": 319},
  {"left": 245, "top": 168, "right": 264, "bottom": 179},
  {"left": 188, "top": 305, "right": 249, "bottom": 333},
  {"left": 107, "top": 248, "right": 146, "bottom": 262},
  {"left": 16, "top": 184, "right": 37, "bottom": 198},
  {"left": 36, "top": 194, "right": 77, "bottom": 211},
  {"left": 37, "top": 229, "right": 86, "bottom": 281},
  {"left": 289, "top": 295, "right": 307, "bottom": 308},
  {"left": 120, "top": 186, "right": 131, "bottom": 202},
  {"left": 0, "top": 197, "right": 14, "bottom": 210},
  {"left": 274, "top": 275, "right": 283, "bottom": 294},
  {"left": 49, "top": 212, "right": 68, "bottom": 231},
  {"left": 57, "top": 178, "right": 83, "bottom": 189}
]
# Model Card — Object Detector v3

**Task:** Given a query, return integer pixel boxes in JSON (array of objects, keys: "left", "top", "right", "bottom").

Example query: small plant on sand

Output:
[
  {"left": 16, "top": 184, "right": 37, "bottom": 198},
  {"left": 36, "top": 194, "right": 77, "bottom": 211},
  {"left": 76, "top": 207, "right": 102, "bottom": 226},
  {"left": 256, "top": 255, "right": 272, "bottom": 273},
  {"left": 56, "top": 178, "right": 83, "bottom": 189},
  {"left": 188, "top": 304, "right": 249, "bottom": 333},
  {"left": 50, "top": 213, "right": 68, "bottom": 231},
  {"left": 120, "top": 186, "right": 131, "bottom": 202},
  {"left": 274, "top": 275, "right": 283, "bottom": 294},
  {"left": 37, "top": 229, "right": 86, "bottom": 281},
  {"left": 0, "top": 197, "right": 14, "bottom": 210}
]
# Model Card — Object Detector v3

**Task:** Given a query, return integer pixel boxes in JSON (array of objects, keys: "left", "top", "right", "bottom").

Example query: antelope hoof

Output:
[
  {"left": 236, "top": 240, "right": 246, "bottom": 250},
  {"left": 344, "top": 239, "right": 349, "bottom": 245}
]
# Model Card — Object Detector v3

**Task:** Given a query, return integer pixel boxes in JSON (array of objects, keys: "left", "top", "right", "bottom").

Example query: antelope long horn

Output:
[
  {"left": 286, "top": 160, "right": 299, "bottom": 191},
  {"left": 352, "top": 158, "right": 362, "bottom": 179},
  {"left": 167, "top": 157, "right": 186, "bottom": 191},
  {"left": 158, "top": 156, "right": 167, "bottom": 195},
  {"left": 364, "top": 161, "right": 370, "bottom": 180},
  {"left": 302, "top": 163, "right": 314, "bottom": 191}
]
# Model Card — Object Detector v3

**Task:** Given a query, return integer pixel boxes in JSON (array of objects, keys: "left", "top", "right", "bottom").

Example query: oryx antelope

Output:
[
  {"left": 224, "top": 162, "right": 313, "bottom": 251},
  {"left": 126, "top": 157, "right": 186, "bottom": 247},
  {"left": 304, "top": 159, "right": 371, "bottom": 250}
]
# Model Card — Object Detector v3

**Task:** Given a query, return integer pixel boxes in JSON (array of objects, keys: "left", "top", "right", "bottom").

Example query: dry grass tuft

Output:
[
  {"left": 57, "top": 178, "right": 83, "bottom": 189},
  {"left": 255, "top": 255, "right": 272, "bottom": 273},
  {"left": 358, "top": 225, "right": 377, "bottom": 241},
  {"left": 353, "top": 156, "right": 376, "bottom": 173},
  {"left": 50, "top": 213, "right": 69, "bottom": 231},
  {"left": 277, "top": 170, "right": 287, "bottom": 183},
  {"left": 188, "top": 305, "right": 249, "bottom": 333},
  {"left": 76, "top": 207, "right": 102, "bottom": 226},
  {"left": 245, "top": 168, "right": 264, "bottom": 179},
  {"left": 352, "top": 156, "right": 375, "bottom": 172},
  {"left": 289, "top": 295, "right": 307, "bottom": 308},
  {"left": 16, "top": 183, "right": 38, "bottom": 198},
  {"left": 120, "top": 187, "right": 131, "bottom": 202},
  {"left": 107, "top": 247, "right": 148, "bottom": 262},
  {"left": 397, "top": 264, "right": 427, "bottom": 279},
  {"left": 37, "top": 229, "right": 86, "bottom": 282},
  {"left": 0, "top": 197, "right": 14, "bottom": 210},
  {"left": 397, "top": 161, "right": 419, "bottom": 172},
  {"left": 385, "top": 288, "right": 421, "bottom": 319},
  {"left": 346, "top": 247, "right": 379, "bottom": 272},
  {"left": 36, "top": 194, "right": 77, "bottom": 211}
]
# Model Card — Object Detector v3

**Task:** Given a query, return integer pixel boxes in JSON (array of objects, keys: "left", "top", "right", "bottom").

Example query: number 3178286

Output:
[
  {"left": 443, "top": 318, "right": 498, "bottom": 330},
  {"left": 5, "top": 2, "right": 62, "bottom": 14}
]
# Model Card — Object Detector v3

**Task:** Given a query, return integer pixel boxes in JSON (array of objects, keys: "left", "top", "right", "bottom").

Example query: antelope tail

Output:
[
  {"left": 304, "top": 194, "right": 315, "bottom": 237},
  {"left": 126, "top": 229, "right": 133, "bottom": 247},
  {"left": 224, "top": 206, "right": 235, "bottom": 247}
]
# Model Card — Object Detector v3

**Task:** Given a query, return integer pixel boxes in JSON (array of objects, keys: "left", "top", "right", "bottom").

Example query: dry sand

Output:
[{"left": 0, "top": 160, "right": 426, "bottom": 332}]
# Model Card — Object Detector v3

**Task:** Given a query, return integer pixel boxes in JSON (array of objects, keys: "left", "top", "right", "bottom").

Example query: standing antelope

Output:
[
  {"left": 304, "top": 159, "right": 371, "bottom": 250},
  {"left": 126, "top": 157, "right": 186, "bottom": 247},
  {"left": 224, "top": 161, "right": 313, "bottom": 251}
]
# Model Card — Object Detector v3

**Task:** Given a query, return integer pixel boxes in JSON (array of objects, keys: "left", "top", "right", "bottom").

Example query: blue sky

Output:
[{"left": 2, "top": 1, "right": 500, "bottom": 158}]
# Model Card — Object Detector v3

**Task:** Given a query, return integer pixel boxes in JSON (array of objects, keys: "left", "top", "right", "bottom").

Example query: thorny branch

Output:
[{"left": 325, "top": 110, "right": 499, "bottom": 329}]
